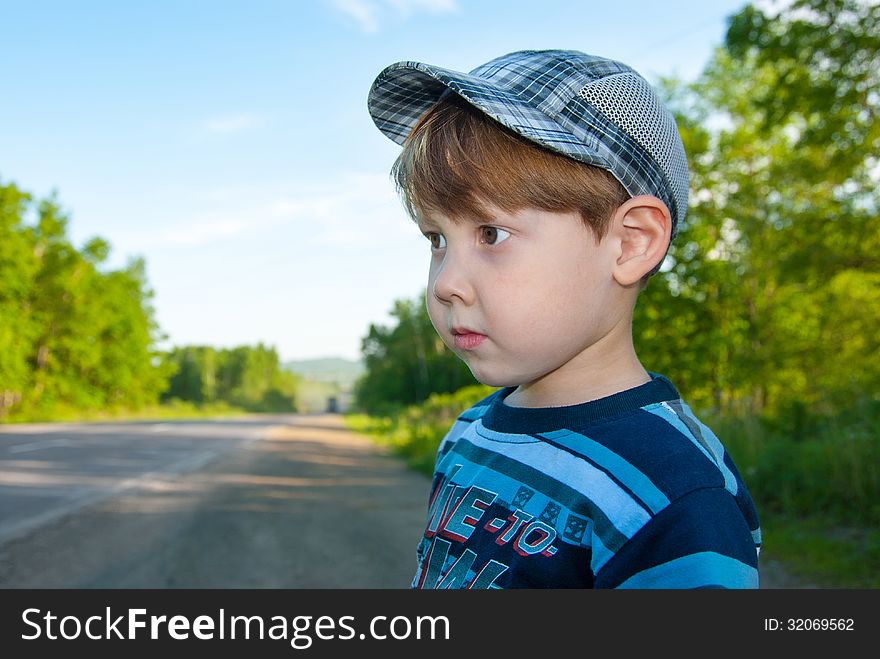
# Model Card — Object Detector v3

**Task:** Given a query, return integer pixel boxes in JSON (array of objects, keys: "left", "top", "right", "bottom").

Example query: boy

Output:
[{"left": 367, "top": 50, "right": 761, "bottom": 588}]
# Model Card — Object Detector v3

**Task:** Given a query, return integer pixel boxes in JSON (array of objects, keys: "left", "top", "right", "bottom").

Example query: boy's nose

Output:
[{"left": 431, "top": 252, "right": 475, "bottom": 306}]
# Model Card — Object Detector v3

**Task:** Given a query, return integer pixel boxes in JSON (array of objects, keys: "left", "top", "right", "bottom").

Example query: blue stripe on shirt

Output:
[
  {"left": 539, "top": 429, "right": 671, "bottom": 514},
  {"left": 645, "top": 402, "right": 739, "bottom": 495},
  {"left": 615, "top": 552, "right": 759, "bottom": 589}
]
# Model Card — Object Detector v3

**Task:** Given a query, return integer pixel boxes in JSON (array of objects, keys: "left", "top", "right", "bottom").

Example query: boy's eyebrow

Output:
[
  {"left": 416, "top": 214, "right": 446, "bottom": 231},
  {"left": 417, "top": 213, "right": 489, "bottom": 231},
  {"left": 416, "top": 218, "right": 436, "bottom": 232}
]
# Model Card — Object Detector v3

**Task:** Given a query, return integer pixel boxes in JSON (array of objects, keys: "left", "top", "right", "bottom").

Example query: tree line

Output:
[
  {"left": 354, "top": 0, "right": 879, "bottom": 430},
  {"left": 0, "top": 183, "right": 170, "bottom": 419},
  {"left": 162, "top": 344, "right": 299, "bottom": 412},
  {"left": 0, "top": 183, "right": 298, "bottom": 420}
]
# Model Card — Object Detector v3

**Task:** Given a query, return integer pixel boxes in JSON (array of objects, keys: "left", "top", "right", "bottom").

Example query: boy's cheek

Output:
[{"left": 425, "top": 297, "right": 450, "bottom": 341}]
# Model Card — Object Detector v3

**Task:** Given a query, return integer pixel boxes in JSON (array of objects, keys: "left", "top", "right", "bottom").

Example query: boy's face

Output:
[{"left": 419, "top": 204, "right": 627, "bottom": 389}]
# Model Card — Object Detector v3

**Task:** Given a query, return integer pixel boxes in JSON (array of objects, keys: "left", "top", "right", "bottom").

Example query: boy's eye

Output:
[
  {"left": 425, "top": 232, "right": 446, "bottom": 250},
  {"left": 480, "top": 226, "right": 511, "bottom": 245}
]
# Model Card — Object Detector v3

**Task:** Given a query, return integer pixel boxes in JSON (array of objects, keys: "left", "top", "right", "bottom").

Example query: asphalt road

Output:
[
  {"left": 0, "top": 414, "right": 799, "bottom": 588},
  {"left": 0, "top": 414, "right": 430, "bottom": 588}
]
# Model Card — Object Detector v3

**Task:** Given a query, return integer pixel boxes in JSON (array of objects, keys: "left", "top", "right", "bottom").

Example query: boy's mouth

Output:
[{"left": 451, "top": 327, "right": 486, "bottom": 350}]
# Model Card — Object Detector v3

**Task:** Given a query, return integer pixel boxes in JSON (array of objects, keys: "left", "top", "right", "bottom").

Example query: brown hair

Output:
[{"left": 391, "top": 92, "right": 630, "bottom": 241}]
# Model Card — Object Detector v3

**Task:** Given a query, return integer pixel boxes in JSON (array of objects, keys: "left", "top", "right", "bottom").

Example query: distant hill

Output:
[{"left": 283, "top": 357, "right": 364, "bottom": 388}]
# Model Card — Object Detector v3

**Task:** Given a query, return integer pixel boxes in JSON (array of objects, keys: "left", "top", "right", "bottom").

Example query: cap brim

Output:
[{"left": 367, "top": 60, "right": 602, "bottom": 167}]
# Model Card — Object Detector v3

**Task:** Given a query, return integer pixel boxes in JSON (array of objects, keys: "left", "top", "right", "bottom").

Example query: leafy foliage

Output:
[
  {"left": 354, "top": 293, "right": 476, "bottom": 415},
  {"left": 634, "top": 0, "right": 880, "bottom": 421},
  {"left": 162, "top": 343, "right": 300, "bottom": 412},
  {"left": 347, "top": 383, "right": 495, "bottom": 475},
  {"left": 0, "top": 181, "right": 171, "bottom": 419}
]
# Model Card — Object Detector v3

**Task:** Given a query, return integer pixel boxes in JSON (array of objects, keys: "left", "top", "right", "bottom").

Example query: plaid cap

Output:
[{"left": 367, "top": 49, "right": 689, "bottom": 235}]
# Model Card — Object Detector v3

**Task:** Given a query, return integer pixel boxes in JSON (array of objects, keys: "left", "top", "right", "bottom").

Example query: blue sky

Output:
[{"left": 0, "top": 0, "right": 748, "bottom": 362}]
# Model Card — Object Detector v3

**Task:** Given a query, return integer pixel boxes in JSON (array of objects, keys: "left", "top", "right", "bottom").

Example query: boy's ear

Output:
[{"left": 609, "top": 195, "right": 672, "bottom": 287}]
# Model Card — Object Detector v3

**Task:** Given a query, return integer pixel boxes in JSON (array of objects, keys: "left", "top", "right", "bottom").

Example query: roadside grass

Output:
[
  {"left": 345, "top": 384, "right": 494, "bottom": 477},
  {"left": 2, "top": 399, "right": 248, "bottom": 424},
  {"left": 710, "top": 401, "right": 880, "bottom": 587},
  {"left": 346, "top": 392, "right": 880, "bottom": 588},
  {"left": 345, "top": 412, "right": 441, "bottom": 476},
  {"left": 760, "top": 513, "right": 880, "bottom": 588}
]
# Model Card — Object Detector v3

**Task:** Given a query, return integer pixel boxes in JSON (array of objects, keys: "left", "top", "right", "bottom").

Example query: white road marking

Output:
[{"left": 8, "top": 438, "right": 74, "bottom": 453}]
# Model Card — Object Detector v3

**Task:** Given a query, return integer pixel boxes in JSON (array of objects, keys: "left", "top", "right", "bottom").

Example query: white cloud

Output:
[
  {"left": 118, "top": 172, "right": 412, "bottom": 250},
  {"left": 203, "top": 114, "right": 262, "bottom": 135},
  {"left": 331, "top": 0, "right": 458, "bottom": 33},
  {"left": 307, "top": 172, "right": 414, "bottom": 247},
  {"left": 132, "top": 209, "right": 286, "bottom": 248},
  {"left": 386, "top": 0, "right": 459, "bottom": 17},
  {"left": 332, "top": 0, "right": 381, "bottom": 33},
  {"left": 751, "top": 0, "right": 792, "bottom": 12}
]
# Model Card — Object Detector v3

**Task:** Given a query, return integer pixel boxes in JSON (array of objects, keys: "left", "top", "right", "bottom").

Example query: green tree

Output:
[
  {"left": 163, "top": 346, "right": 217, "bottom": 403},
  {"left": 0, "top": 180, "right": 171, "bottom": 419},
  {"left": 163, "top": 343, "right": 300, "bottom": 412},
  {"left": 0, "top": 182, "right": 40, "bottom": 416},
  {"left": 634, "top": 0, "right": 880, "bottom": 422},
  {"left": 354, "top": 293, "right": 475, "bottom": 415}
]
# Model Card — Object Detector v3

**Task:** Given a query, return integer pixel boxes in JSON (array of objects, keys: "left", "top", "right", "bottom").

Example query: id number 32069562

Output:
[{"left": 763, "top": 618, "right": 854, "bottom": 631}]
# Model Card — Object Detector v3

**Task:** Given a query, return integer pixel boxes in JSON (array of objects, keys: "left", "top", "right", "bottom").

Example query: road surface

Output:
[
  {"left": 0, "top": 414, "right": 430, "bottom": 588},
  {"left": 0, "top": 414, "right": 800, "bottom": 588}
]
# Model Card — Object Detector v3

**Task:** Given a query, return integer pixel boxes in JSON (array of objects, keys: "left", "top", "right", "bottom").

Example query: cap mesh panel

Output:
[{"left": 578, "top": 73, "right": 688, "bottom": 223}]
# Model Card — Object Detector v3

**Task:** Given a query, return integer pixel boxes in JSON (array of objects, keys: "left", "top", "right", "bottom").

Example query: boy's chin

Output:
[{"left": 465, "top": 363, "right": 522, "bottom": 389}]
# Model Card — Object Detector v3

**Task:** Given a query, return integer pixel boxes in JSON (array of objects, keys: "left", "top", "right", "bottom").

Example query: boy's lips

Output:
[{"left": 451, "top": 326, "right": 486, "bottom": 350}]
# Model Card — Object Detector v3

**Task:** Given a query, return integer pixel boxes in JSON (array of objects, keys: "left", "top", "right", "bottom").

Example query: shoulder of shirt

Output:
[
  {"left": 437, "top": 388, "right": 505, "bottom": 445},
  {"left": 455, "top": 387, "right": 505, "bottom": 422},
  {"left": 579, "top": 399, "right": 761, "bottom": 546},
  {"left": 509, "top": 396, "right": 748, "bottom": 511}
]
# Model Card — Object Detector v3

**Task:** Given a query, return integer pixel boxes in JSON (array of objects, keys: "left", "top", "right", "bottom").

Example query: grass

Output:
[
  {"left": 1, "top": 399, "right": 249, "bottom": 424},
  {"left": 760, "top": 513, "right": 880, "bottom": 588},
  {"left": 711, "top": 403, "right": 880, "bottom": 528},
  {"left": 345, "top": 384, "right": 495, "bottom": 476},
  {"left": 345, "top": 412, "right": 439, "bottom": 475}
]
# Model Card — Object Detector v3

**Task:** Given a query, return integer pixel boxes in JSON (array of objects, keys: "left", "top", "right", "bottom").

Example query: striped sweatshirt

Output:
[{"left": 412, "top": 373, "right": 761, "bottom": 589}]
